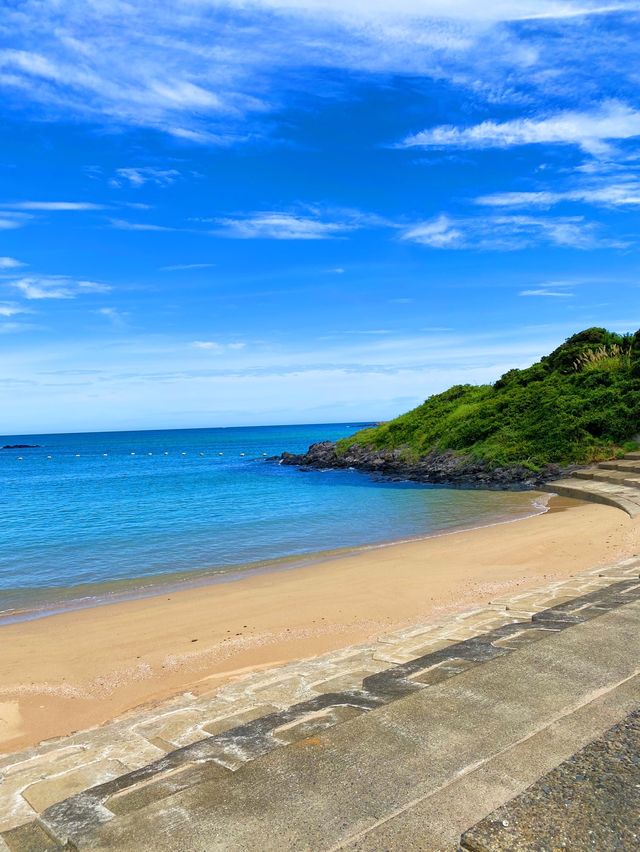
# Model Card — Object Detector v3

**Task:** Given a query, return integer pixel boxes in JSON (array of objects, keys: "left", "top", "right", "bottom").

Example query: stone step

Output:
[
  {"left": 573, "top": 467, "right": 640, "bottom": 487},
  {"left": 624, "top": 451, "right": 640, "bottom": 460},
  {"left": 598, "top": 459, "right": 640, "bottom": 474},
  {"left": 6, "top": 579, "right": 640, "bottom": 851},
  {"left": 543, "top": 478, "right": 640, "bottom": 517}
]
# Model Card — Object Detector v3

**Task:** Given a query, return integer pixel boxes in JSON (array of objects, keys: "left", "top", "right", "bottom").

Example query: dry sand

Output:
[{"left": 1, "top": 496, "right": 638, "bottom": 753}]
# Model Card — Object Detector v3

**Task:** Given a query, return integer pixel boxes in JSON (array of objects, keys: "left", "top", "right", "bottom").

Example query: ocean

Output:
[{"left": 0, "top": 423, "right": 545, "bottom": 622}]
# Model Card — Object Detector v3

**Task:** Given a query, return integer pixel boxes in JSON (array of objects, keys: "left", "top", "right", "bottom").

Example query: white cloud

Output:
[
  {"left": 401, "top": 102, "right": 640, "bottom": 155},
  {"left": 214, "top": 212, "right": 358, "bottom": 239},
  {"left": 402, "top": 215, "right": 463, "bottom": 248},
  {"left": 0, "top": 213, "right": 31, "bottom": 230},
  {"left": 191, "top": 340, "right": 246, "bottom": 351},
  {"left": 110, "top": 218, "right": 175, "bottom": 232},
  {"left": 97, "top": 307, "right": 128, "bottom": 328},
  {"left": 401, "top": 213, "right": 623, "bottom": 250},
  {"left": 110, "top": 168, "right": 182, "bottom": 188},
  {"left": 520, "top": 282, "right": 575, "bottom": 297},
  {"left": 0, "top": 302, "right": 31, "bottom": 317},
  {"left": 0, "top": 1, "right": 629, "bottom": 142},
  {"left": 10, "top": 276, "right": 110, "bottom": 300},
  {"left": 3, "top": 201, "right": 105, "bottom": 210},
  {"left": 520, "top": 288, "right": 573, "bottom": 297},
  {"left": 0, "top": 257, "right": 23, "bottom": 269},
  {"left": 476, "top": 182, "right": 640, "bottom": 208}
]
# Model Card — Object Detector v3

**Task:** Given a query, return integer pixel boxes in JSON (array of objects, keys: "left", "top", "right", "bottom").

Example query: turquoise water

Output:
[{"left": 0, "top": 424, "right": 543, "bottom": 620}]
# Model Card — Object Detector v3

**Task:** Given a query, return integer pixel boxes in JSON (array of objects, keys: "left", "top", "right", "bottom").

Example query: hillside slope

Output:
[{"left": 281, "top": 328, "right": 640, "bottom": 486}]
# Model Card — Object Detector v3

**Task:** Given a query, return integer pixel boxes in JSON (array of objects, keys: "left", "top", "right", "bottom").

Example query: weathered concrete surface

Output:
[
  {"left": 341, "top": 672, "right": 640, "bottom": 851},
  {"left": 545, "top": 451, "right": 640, "bottom": 517},
  {"left": 34, "top": 597, "right": 640, "bottom": 851},
  {"left": 460, "top": 708, "right": 640, "bottom": 851}
]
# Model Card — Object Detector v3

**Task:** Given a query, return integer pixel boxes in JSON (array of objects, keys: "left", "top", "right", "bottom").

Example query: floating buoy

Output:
[
  {"left": 218, "top": 452, "right": 223, "bottom": 455},
  {"left": 164, "top": 452, "right": 169, "bottom": 455},
  {"left": 103, "top": 453, "right": 108, "bottom": 457},
  {"left": 148, "top": 452, "right": 153, "bottom": 456},
  {"left": 47, "top": 455, "right": 52, "bottom": 459},
  {"left": 75, "top": 454, "right": 80, "bottom": 457},
  {"left": 17, "top": 456, "right": 23, "bottom": 460},
  {"left": 181, "top": 452, "right": 187, "bottom": 455},
  {"left": 240, "top": 453, "right": 245, "bottom": 457},
  {"left": 130, "top": 452, "right": 136, "bottom": 455}
]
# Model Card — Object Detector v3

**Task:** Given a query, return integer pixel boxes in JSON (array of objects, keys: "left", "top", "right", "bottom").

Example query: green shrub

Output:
[{"left": 337, "top": 327, "right": 640, "bottom": 469}]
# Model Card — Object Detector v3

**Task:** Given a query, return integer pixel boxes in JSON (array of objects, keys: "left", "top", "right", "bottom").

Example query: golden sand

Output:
[{"left": 1, "top": 496, "right": 638, "bottom": 753}]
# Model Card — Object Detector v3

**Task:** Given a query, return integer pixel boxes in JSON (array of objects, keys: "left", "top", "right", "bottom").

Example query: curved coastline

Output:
[
  {"left": 1, "top": 495, "right": 638, "bottom": 753},
  {"left": 0, "top": 490, "right": 550, "bottom": 627}
]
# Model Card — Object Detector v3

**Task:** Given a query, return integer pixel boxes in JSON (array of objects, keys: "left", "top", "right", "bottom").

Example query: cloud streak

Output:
[
  {"left": 213, "top": 212, "right": 359, "bottom": 239},
  {"left": 9, "top": 276, "right": 110, "bottom": 300},
  {"left": 0, "top": 1, "right": 632, "bottom": 142},
  {"left": 400, "top": 213, "right": 624, "bottom": 250},
  {"left": 401, "top": 102, "right": 640, "bottom": 155},
  {"left": 3, "top": 201, "right": 105, "bottom": 211}
]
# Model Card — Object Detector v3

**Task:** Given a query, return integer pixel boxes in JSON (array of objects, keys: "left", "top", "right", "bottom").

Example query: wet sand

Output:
[{"left": 1, "top": 496, "right": 638, "bottom": 753}]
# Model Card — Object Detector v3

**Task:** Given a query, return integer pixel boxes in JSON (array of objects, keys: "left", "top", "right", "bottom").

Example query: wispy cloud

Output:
[
  {"left": 191, "top": 340, "right": 247, "bottom": 351},
  {"left": 213, "top": 212, "right": 358, "bottom": 239},
  {"left": 401, "top": 213, "right": 624, "bottom": 250},
  {"left": 0, "top": 2, "right": 628, "bottom": 143},
  {"left": 401, "top": 102, "right": 640, "bottom": 155},
  {"left": 476, "top": 182, "right": 640, "bottom": 209},
  {"left": 10, "top": 276, "right": 110, "bottom": 300},
  {"left": 109, "top": 218, "right": 175, "bottom": 232},
  {"left": 97, "top": 306, "right": 128, "bottom": 328},
  {"left": 110, "top": 168, "right": 182, "bottom": 188},
  {"left": 161, "top": 263, "right": 215, "bottom": 272},
  {"left": 0, "top": 302, "right": 31, "bottom": 317},
  {"left": 3, "top": 201, "right": 105, "bottom": 211},
  {"left": 0, "top": 256, "right": 23, "bottom": 269},
  {"left": 0, "top": 212, "right": 31, "bottom": 230},
  {"left": 520, "top": 282, "right": 575, "bottom": 297}
]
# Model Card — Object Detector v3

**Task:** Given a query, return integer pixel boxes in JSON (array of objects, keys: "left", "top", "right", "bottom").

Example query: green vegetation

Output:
[{"left": 338, "top": 328, "right": 640, "bottom": 472}]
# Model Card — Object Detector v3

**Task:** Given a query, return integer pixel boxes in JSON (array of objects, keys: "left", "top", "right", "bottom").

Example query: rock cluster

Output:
[{"left": 279, "top": 441, "right": 568, "bottom": 488}]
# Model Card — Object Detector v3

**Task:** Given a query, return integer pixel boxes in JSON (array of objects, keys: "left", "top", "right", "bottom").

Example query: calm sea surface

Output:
[{"left": 0, "top": 424, "right": 544, "bottom": 621}]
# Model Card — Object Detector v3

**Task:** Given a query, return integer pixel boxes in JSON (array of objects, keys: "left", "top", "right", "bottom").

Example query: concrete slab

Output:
[
  {"left": 460, "top": 708, "right": 640, "bottom": 851},
  {"left": 45, "top": 599, "right": 640, "bottom": 851}
]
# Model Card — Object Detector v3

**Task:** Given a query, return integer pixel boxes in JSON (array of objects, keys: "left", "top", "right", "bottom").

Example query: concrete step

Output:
[
  {"left": 460, "top": 708, "right": 640, "bottom": 851},
  {"left": 544, "top": 477, "right": 640, "bottom": 517},
  {"left": 7, "top": 579, "right": 640, "bottom": 851},
  {"left": 598, "top": 459, "right": 640, "bottom": 474},
  {"left": 573, "top": 468, "right": 640, "bottom": 487}
]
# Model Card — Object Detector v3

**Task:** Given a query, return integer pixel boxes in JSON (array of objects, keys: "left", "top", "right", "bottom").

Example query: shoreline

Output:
[
  {"left": 0, "top": 490, "right": 549, "bottom": 627},
  {"left": 1, "top": 496, "right": 638, "bottom": 754}
]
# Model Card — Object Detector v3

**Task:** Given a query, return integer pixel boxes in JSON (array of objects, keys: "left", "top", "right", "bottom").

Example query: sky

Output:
[{"left": 1, "top": 1, "right": 640, "bottom": 434}]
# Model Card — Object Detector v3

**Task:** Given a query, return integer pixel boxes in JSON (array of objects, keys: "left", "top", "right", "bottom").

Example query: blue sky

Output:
[{"left": 1, "top": 1, "right": 640, "bottom": 434}]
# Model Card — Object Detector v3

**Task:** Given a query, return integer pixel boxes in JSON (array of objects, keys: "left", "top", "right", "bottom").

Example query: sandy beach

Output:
[{"left": 1, "top": 496, "right": 638, "bottom": 754}]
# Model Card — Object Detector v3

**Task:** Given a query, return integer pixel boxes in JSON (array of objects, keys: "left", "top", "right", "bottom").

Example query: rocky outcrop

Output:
[
  {"left": 1, "top": 444, "right": 40, "bottom": 449},
  {"left": 279, "top": 441, "right": 569, "bottom": 489}
]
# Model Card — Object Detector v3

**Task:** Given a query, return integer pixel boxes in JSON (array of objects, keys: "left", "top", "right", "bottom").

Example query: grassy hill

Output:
[{"left": 336, "top": 328, "right": 640, "bottom": 474}]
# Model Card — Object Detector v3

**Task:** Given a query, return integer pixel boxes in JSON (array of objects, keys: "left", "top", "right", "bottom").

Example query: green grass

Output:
[{"left": 337, "top": 327, "right": 640, "bottom": 472}]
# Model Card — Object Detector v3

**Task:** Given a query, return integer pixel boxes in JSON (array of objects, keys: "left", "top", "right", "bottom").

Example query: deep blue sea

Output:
[{"left": 0, "top": 424, "right": 544, "bottom": 621}]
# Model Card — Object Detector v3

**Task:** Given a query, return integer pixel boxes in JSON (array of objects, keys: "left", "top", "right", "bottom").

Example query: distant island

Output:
[{"left": 281, "top": 327, "right": 640, "bottom": 487}]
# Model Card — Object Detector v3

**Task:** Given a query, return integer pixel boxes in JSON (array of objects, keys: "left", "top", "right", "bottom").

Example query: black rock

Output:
[
  {"left": 279, "top": 441, "right": 569, "bottom": 489},
  {"left": 1, "top": 444, "right": 41, "bottom": 449}
]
